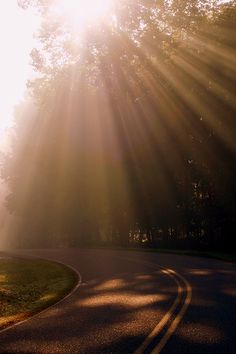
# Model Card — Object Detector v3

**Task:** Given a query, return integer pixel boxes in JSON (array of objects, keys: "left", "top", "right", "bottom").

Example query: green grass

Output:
[{"left": 0, "top": 258, "right": 78, "bottom": 330}]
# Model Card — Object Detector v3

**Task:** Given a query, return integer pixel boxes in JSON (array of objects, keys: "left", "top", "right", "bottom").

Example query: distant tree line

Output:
[{"left": 1, "top": 0, "right": 236, "bottom": 251}]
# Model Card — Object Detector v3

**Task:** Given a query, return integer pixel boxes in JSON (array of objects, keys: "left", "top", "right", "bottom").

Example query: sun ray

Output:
[{"left": 55, "top": 0, "right": 111, "bottom": 30}]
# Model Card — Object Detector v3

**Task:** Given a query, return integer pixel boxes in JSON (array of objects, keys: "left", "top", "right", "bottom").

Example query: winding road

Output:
[{"left": 0, "top": 248, "right": 236, "bottom": 353}]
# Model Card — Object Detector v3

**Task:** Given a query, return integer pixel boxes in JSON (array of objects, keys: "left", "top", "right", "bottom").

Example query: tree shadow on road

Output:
[{"left": 0, "top": 250, "right": 236, "bottom": 354}]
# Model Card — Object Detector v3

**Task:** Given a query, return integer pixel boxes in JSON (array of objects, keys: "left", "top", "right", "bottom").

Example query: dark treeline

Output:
[{"left": 1, "top": 0, "right": 236, "bottom": 251}]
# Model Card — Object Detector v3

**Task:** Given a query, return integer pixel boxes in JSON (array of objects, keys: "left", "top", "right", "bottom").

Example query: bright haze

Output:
[
  {"left": 0, "top": 0, "right": 111, "bottom": 143},
  {"left": 0, "top": 1, "right": 39, "bottom": 142},
  {"left": 0, "top": 0, "right": 235, "bottom": 253}
]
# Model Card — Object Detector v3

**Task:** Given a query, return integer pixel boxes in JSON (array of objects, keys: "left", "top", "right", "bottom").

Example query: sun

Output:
[{"left": 56, "top": 0, "right": 111, "bottom": 29}]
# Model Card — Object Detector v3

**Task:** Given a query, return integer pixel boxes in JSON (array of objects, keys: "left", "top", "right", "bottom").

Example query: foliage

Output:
[{"left": 2, "top": 0, "right": 236, "bottom": 249}]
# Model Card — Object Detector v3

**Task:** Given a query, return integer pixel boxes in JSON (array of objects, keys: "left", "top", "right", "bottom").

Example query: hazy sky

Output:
[
  {"left": 0, "top": 0, "right": 228, "bottom": 143},
  {"left": 0, "top": 0, "right": 110, "bottom": 143},
  {"left": 0, "top": 1, "right": 40, "bottom": 141}
]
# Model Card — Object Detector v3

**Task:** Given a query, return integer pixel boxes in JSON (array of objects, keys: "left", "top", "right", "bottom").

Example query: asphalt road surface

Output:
[{"left": 0, "top": 248, "right": 236, "bottom": 353}]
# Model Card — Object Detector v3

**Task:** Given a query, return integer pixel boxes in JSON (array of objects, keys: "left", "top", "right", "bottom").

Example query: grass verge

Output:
[{"left": 0, "top": 258, "right": 78, "bottom": 330}]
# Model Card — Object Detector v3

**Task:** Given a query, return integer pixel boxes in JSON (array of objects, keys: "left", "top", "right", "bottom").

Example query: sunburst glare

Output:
[{"left": 56, "top": 0, "right": 111, "bottom": 29}]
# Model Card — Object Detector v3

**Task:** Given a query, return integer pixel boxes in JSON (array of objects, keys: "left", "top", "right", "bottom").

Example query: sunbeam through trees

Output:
[{"left": 1, "top": 0, "right": 236, "bottom": 250}]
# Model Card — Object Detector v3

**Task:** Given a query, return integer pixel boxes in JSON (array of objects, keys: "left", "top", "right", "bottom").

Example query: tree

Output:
[{"left": 2, "top": 0, "right": 235, "bottom": 249}]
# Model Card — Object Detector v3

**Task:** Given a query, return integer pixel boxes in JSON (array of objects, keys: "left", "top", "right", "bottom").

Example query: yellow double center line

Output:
[{"left": 116, "top": 256, "right": 192, "bottom": 354}]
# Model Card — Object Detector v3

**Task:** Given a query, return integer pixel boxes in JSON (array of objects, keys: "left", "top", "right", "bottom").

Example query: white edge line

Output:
[
  {"left": 0, "top": 251, "right": 192, "bottom": 354},
  {"left": 0, "top": 255, "right": 82, "bottom": 335}
]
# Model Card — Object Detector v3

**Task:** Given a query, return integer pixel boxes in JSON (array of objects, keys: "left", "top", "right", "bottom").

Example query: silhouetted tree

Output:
[{"left": 1, "top": 0, "right": 235, "bottom": 249}]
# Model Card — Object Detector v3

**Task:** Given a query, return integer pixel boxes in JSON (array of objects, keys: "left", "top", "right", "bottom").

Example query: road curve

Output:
[{"left": 0, "top": 248, "right": 235, "bottom": 353}]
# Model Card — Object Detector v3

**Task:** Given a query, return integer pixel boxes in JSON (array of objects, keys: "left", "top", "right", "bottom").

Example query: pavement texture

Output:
[{"left": 0, "top": 248, "right": 235, "bottom": 354}]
